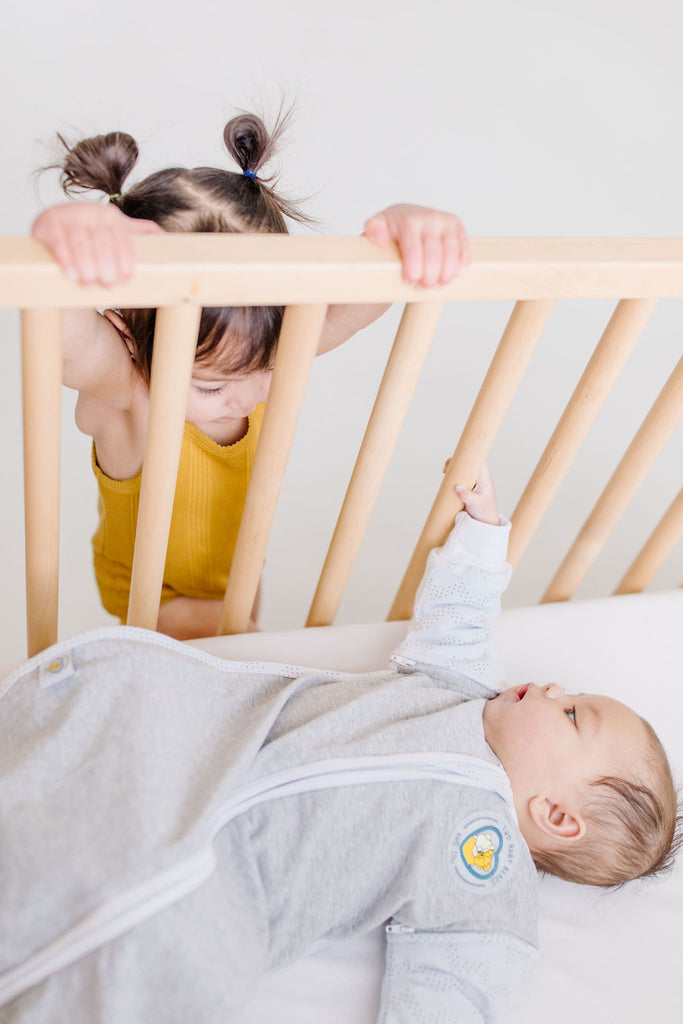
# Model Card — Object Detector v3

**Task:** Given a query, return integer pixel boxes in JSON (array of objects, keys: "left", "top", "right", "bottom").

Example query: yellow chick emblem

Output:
[{"left": 462, "top": 831, "right": 496, "bottom": 873}]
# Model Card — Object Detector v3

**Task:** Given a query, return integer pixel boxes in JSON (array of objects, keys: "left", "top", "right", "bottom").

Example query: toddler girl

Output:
[{"left": 32, "top": 112, "right": 469, "bottom": 639}]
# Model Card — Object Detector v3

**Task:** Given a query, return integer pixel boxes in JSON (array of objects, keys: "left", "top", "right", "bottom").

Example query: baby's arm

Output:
[
  {"left": 316, "top": 204, "right": 469, "bottom": 355},
  {"left": 390, "top": 467, "right": 511, "bottom": 692}
]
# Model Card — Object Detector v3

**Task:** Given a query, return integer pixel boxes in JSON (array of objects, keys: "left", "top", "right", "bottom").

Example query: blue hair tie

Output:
[{"left": 243, "top": 170, "right": 258, "bottom": 180}]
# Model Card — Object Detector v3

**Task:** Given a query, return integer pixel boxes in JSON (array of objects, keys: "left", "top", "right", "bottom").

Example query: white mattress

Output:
[{"left": 188, "top": 589, "right": 683, "bottom": 1022}]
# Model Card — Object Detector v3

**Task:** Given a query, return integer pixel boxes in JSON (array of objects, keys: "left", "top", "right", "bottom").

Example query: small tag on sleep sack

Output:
[{"left": 40, "top": 650, "right": 75, "bottom": 689}]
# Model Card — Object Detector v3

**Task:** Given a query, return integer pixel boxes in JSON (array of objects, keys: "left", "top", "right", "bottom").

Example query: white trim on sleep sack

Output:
[
  {"left": 0, "top": 752, "right": 514, "bottom": 1006},
  {"left": 0, "top": 623, "right": 347, "bottom": 700}
]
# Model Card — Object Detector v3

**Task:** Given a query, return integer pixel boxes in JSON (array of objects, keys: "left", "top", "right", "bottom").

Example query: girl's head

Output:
[{"left": 55, "top": 113, "right": 307, "bottom": 386}]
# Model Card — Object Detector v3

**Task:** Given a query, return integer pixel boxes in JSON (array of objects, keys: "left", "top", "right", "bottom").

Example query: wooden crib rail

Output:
[
  {"left": 2, "top": 235, "right": 682, "bottom": 657},
  {"left": 6, "top": 236, "right": 683, "bottom": 307}
]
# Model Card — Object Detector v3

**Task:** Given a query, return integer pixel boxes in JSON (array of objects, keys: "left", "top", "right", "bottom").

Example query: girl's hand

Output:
[
  {"left": 363, "top": 204, "right": 470, "bottom": 288},
  {"left": 453, "top": 464, "right": 499, "bottom": 526},
  {"left": 32, "top": 202, "right": 163, "bottom": 286}
]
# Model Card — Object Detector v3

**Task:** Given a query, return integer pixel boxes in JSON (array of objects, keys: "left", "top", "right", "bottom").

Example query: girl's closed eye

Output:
[
  {"left": 193, "top": 383, "right": 227, "bottom": 397},
  {"left": 565, "top": 706, "right": 577, "bottom": 727}
]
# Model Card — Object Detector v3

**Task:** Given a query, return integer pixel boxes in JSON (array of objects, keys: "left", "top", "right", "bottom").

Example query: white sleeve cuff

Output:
[{"left": 441, "top": 512, "right": 511, "bottom": 570}]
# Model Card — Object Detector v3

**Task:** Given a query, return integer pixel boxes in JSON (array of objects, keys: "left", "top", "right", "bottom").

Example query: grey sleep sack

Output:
[{"left": 0, "top": 513, "right": 538, "bottom": 1024}]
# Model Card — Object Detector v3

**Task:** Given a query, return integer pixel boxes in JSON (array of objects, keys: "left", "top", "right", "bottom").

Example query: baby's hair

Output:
[
  {"left": 52, "top": 111, "right": 309, "bottom": 384},
  {"left": 534, "top": 720, "right": 682, "bottom": 887}
]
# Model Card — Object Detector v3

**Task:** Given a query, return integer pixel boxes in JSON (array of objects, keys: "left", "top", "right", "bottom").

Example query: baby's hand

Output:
[
  {"left": 453, "top": 464, "right": 499, "bottom": 526},
  {"left": 32, "top": 202, "right": 163, "bottom": 286},
  {"left": 363, "top": 204, "right": 470, "bottom": 288}
]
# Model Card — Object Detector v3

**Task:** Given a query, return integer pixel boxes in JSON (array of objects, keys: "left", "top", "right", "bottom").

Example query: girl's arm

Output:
[
  {"left": 316, "top": 204, "right": 470, "bottom": 355},
  {"left": 31, "top": 203, "right": 162, "bottom": 421}
]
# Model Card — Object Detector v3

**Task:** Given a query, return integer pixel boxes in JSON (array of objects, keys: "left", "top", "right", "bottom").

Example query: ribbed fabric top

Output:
[{"left": 91, "top": 404, "right": 265, "bottom": 620}]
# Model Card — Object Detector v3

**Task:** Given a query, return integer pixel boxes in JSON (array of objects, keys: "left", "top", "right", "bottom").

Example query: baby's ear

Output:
[{"left": 529, "top": 796, "right": 586, "bottom": 842}]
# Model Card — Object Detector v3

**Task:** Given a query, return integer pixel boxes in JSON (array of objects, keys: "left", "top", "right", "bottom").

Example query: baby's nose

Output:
[{"left": 542, "top": 682, "right": 564, "bottom": 700}]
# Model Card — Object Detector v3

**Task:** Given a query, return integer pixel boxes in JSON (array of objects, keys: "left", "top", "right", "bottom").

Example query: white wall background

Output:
[{"left": 1, "top": 0, "right": 681, "bottom": 664}]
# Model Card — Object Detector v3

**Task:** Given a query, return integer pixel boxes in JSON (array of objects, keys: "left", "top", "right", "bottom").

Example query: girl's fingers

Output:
[
  {"left": 127, "top": 218, "right": 164, "bottom": 236},
  {"left": 32, "top": 203, "right": 162, "bottom": 286},
  {"left": 396, "top": 222, "right": 425, "bottom": 285},
  {"left": 420, "top": 234, "right": 444, "bottom": 288},
  {"left": 363, "top": 213, "right": 392, "bottom": 245},
  {"left": 440, "top": 226, "right": 466, "bottom": 284},
  {"left": 67, "top": 227, "right": 99, "bottom": 285},
  {"left": 41, "top": 225, "right": 79, "bottom": 281},
  {"left": 97, "top": 226, "right": 126, "bottom": 285},
  {"left": 114, "top": 226, "right": 136, "bottom": 281},
  {"left": 363, "top": 207, "right": 470, "bottom": 287},
  {"left": 456, "top": 219, "right": 471, "bottom": 270}
]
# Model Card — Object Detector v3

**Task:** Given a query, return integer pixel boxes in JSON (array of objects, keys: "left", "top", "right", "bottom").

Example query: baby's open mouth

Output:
[{"left": 514, "top": 684, "right": 532, "bottom": 701}]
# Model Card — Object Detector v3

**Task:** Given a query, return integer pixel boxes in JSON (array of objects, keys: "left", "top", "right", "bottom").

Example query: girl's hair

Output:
[
  {"left": 54, "top": 112, "right": 308, "bottom": 384},
  {"left": 533, "top": 720, "right": 682, "bottom": 887}
]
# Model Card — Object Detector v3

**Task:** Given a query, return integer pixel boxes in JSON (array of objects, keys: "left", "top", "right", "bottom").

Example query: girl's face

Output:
[{"left": 185, "top": 363, "right": 273, "bottom": 431}]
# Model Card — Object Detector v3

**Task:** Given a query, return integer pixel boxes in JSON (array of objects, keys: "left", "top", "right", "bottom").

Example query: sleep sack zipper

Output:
[
  {"left": 0, "top": 752, "right": 514, "bottom": 1007},
  {"left": 385, "top": 924, "right": 415, "bottom": 935}
]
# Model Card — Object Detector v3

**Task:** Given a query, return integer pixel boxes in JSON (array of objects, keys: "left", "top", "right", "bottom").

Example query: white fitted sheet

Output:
[{"left": 189, "top": 589, "right": 683, "bottom": 1022}]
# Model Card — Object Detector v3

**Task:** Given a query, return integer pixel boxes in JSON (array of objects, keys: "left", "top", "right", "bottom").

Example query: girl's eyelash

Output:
[
  {"left": 194, "top": 384, "right": 226, "bottom": 396},
  {"left": 565, "top": 706, "right": 577, "bottom": 726}
]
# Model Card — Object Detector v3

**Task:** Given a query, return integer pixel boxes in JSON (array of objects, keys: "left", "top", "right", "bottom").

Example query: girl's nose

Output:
[{"left": 542, "top": 682, "right": 564, "bottom": 700}]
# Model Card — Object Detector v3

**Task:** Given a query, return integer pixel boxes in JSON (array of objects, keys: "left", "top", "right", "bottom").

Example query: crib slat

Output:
[
  {"left": 21, "top": 309, "right": 62, "bottom": 657},
  {"left": 508, "top": 298, "right": 657, "bottom": 567},
  {"left": 613, "top": 487, "right": 683, "bottom": 595},
  {"left": 388, "top": 299, "right": 555, "bottom": 621},
  {"left": 217, "top": 304, "right": 328, "bottom": 635},
  {"left": 542, "top": 353, "right": 683, "bottom": 602},
  {"left": 126, "top": 305, "right": 201, "bottom": 630},
  {"left": 307, "top": 301, "right": 445, "bottom": 627}
]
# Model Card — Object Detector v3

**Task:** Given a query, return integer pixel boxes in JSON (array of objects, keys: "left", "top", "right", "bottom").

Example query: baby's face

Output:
[{"left": 483, "top": 682, "right": 650, "bottom": 813}]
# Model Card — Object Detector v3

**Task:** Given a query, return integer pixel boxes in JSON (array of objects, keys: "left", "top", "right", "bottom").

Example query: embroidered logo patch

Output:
[{"left": 447, "top": 812, "right": 518, "bottom": 892}]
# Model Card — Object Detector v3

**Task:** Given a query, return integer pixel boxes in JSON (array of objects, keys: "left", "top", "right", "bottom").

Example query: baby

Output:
[{"left": 0, "top": 470, "right": 678, "bottom": 1023}]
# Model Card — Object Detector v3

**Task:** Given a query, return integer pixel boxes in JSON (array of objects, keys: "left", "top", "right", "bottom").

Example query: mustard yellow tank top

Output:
[{"left": 92, "top": 404, "right": 265, "bottom": 621}]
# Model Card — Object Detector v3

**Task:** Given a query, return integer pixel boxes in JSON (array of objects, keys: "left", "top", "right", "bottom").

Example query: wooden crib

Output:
[
  {"left": 0, "top": 234, "right": 681, "bottom": 658},
  {"left": 0, "top": 233, "right": 681, "bottom": 1024}
]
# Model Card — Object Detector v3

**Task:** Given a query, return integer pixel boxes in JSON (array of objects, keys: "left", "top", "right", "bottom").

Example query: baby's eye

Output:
[{"left": 565, "top": 706, "right": 577, "bottom": 726}]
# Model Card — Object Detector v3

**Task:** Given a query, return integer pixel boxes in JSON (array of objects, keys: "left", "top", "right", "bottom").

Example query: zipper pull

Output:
[
  {"left": 385, "top": 923, "right": 415, "bottom": 935},
  {"left": 391, "top": 655, "right": 416, "bottom": 669}
]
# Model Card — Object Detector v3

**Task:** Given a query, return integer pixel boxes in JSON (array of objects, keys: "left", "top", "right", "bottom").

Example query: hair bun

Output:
[
  {"left": 57, "top": 131, "right": 139, "bottom": 197},
  {"left": 223, "top": 113, "right": 283, "bottom": 177}
]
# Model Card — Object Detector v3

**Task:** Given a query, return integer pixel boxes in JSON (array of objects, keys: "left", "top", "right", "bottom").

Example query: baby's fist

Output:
[{"left": 454, "top": 465, "right": 499, "bottom": 525}]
